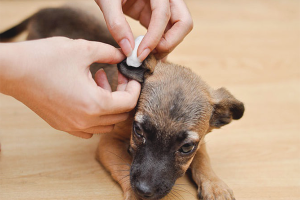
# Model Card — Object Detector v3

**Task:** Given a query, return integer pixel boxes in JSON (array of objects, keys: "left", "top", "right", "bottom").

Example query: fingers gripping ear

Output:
[
  {"left": 95, "top": 0, "right": 134, "bottom": 56},
  {"left": 117, "top": 54, "right": 157, "bottom": 83},
  {"left": 210, "top": 88, "right": 245, "bottom": 128}
]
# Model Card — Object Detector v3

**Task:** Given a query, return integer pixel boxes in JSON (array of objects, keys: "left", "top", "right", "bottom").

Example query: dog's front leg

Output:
[
  {"left": 190, "top": 142, "right": 235, "bottom": 200},
  {"left": 96, "top": 121, "right": 140, "bottom": 200}
]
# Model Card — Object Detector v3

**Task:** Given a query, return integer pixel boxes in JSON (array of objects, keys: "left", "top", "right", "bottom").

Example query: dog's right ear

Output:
[
  {"left": 117, "top": 54, "right": 157, "bottom": 83},
  {"left": 209, "top": 88, "right": 245, "bottom": 129}
]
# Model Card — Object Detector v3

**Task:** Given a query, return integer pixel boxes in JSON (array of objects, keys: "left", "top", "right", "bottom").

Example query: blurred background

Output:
[{"left": 0, "top": 0, "right": 299, "bottom": 200}]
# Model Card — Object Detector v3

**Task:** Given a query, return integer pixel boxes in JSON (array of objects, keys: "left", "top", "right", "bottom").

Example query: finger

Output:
[
  {"left": 68, "top": 131, "right": 93, "bottom": 139},
  {"left": 137, "top": 0, "right": 171, "bottom": 61},
  {"left": 94, "top": 112, "right": 129, "bottom": 126},
  {"left": 86, "top": 41, "right": 126, "bottom": 64},
  {"left": 116, "top": 71, "right": 129, "bottom": 92},
  {"left": 95, "top": 69, "right": 112, "bottom": 92},
  {"left": 101, "top": 79, "right": 141, "bottom": 115},
  {"left": 122, "top": 0, "right": 146, "bottom": 20},
  {"left": 88, "top": 112, "right": 130, "bottom": 127},
  {"left": 138, "top": 5, "right": 152, "bottom": 29},
  {"left": 96, "top": 0, "right": 134, "bottom": 56},
  {"left": 83, "top": 125, "right": 115, "bottom": 134},
  {"left": 155, "top": 0, "right": 193, "bottom": 59}
]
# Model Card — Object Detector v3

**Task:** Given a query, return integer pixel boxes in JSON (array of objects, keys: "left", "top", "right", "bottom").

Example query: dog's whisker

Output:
[
  {"left": 106, "top": 163, "right": 131, "bottom": 168},
  {"left": 169, "top": 190, "right": 180, "bottom": 200},
  {"left": 174, "top": 183, "right": 188, "bottom": 186},
  {"left": 170, "top": 190, "right": 180, "bottom": 200},
  {"left": 105, "top": 150, "right": 131, "bottom": 167},
  {"left": 119, "top": 175, "right": 131, "bottom": 186},
  {"left": 117, "top": 174, "right": 130, "bottom": 183},
  {"left": 119, "top": 177, "right": 130, "bottom": 185},
  {"left": 166, "top": 192, "right": 175, "bottom": 200},
  {"left": 173, "top": 185, "right": 194, "bottom": 196},
  {"left": 166, "top": 191, "right": 174, "bottom": 200},
  {"left": 164, "top": 193, "right": 171, "bottom": 200},
  {"left": 173, "top": 188, "right": 194, "bottom": 197},
  {"left": 112, "top": 168, "right": 130, "bottom": 173},
  {"left": 172, "top": 189, "right": 185, "bottom": 200}
]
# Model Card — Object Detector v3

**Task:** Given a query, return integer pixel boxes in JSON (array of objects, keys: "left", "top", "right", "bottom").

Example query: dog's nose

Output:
[{"left": 135, "top": 181, "right": 154, "bottom": 198}]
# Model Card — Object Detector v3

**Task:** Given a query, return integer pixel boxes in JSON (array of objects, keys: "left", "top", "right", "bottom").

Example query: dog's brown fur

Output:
[{"left": 0, "top": 6, "right": 244, "bottom": 200}]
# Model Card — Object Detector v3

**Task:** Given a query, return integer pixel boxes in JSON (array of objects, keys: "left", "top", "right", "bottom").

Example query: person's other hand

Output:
[
  {"left": 0, "top": 37, "right": 141, "bottom": 139},
  {"left": 95, "top": 0, "right": 193, "bottom": 60}
]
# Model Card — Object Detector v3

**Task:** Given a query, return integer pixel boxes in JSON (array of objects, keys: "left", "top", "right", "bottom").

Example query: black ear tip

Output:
[
  {"left": 231, "top": 102, "right": 245, "bottom": 120},
  {"left": 117, "top": 59, "right": 145, "bottom": 83}
]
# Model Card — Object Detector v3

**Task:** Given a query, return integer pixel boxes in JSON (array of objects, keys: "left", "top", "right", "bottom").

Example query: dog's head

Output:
[{"left": 118, "top": 56, "right": 244, "bottom": 199}]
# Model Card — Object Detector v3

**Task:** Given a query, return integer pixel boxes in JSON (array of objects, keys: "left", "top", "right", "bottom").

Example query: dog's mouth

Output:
[
  {"left": 129, "top": 164, "right": 176, "bottom": 200},
  {"left": 130, "top": 181, "right": 174, "bottom": 200}
]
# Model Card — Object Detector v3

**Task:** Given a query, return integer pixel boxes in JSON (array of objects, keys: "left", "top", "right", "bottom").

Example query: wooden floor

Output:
[{"left": 0, "top": 0, "right": 299, "bottom": 199}]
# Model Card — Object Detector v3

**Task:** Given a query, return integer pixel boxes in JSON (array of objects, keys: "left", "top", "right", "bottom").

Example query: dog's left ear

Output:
[
  {"left": 117, "top": 54, "right": 157, "bottom": 83},
  {"left": 209, "top": 88, "right": 245, "bottom": 128}
]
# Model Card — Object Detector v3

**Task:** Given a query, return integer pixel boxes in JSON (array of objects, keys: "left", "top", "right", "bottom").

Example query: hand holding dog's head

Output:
[
  {"left": 119, "top": 55, "right": 244, "bottom": 199},
  {"left": 117, "top": 54, "right": 156, "bottom": 83}
]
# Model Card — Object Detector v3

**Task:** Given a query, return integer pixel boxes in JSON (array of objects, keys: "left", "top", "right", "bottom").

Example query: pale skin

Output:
[
  {"left": 96, "top": 0, "right": 193, "bottom": 60},
  {"left": 0, "top": 37, "right": 141, "bottom": 139},
  {"left": 0, "top": 0, "right": 193, "bottom": 139}
]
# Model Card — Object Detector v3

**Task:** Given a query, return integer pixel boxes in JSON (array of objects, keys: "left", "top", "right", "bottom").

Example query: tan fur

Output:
[
  {"left": 0, "top": 6, "right": 244, "bottom": 200},
  {"left": 99, "top": 55, "right": 242, "bottom": 199}
]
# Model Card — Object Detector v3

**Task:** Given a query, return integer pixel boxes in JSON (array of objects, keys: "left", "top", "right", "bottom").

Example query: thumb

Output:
[
  {"left": 82, "top": 40, "right": 126, "bottom": 64},
  {"left": 95, "top": 0, "right": 134, "bottom": 56}
]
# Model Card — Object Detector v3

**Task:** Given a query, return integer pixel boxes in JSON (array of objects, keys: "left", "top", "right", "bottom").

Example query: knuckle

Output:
[
  {"left": 108, "top": 18, "right": 124, "bottom": 32},
  {"left": 159, "top": 42, "right": 173, "bottom": 54},
  {"left": 84, "top": 102, "right": 101, "bottom": 117},
  {"left": 184, "top": 17, "right": 194, "bottom": 32},
  {"left": 164, "top": 9, "right": 171, "bottom": 19},
  {"left": 75, "top": 39, "right": 93, "bottom": 53},
  {"left": 73, "top": 120, "right": 88, "bottom": 130}
]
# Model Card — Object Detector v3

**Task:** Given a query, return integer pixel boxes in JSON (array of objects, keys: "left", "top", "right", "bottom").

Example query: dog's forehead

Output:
[{"left": 136, "top": 63, "right": 212, "bottom": 135}]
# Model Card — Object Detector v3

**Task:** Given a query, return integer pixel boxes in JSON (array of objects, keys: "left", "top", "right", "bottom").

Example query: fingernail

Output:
[
  {"left": 138, "top": 48, "right": 150, "bottom": 62},
  {"left": 119, "top": 38, "right": 132, "bottom": 57}
]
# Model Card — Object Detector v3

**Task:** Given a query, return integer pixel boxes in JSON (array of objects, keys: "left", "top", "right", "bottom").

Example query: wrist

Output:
[{"left": 0, "top": 42, "right": 27, "bottom": 96}]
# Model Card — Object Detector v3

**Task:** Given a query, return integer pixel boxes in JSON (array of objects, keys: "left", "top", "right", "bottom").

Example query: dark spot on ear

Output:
[
  {"left": 210, "top": 88, "right": 245, "bottom": 129},
  {"left": 212, "top": 113, "right": 232, "bottom": 127},
  {"left": 230, "top": 102, "right": 245, "bottom": 119},
  {"left": 117, "top": 59, "right": 147, "bottom": 83}
]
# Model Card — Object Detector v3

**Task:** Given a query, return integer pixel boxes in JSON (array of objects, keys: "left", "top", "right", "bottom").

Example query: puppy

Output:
[{"left": 0, "top": 6, "right": 244, "bottom": 200}]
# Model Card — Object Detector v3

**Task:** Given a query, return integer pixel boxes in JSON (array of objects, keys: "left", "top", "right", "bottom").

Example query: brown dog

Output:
[{"left": 0, "top": 6, "right": 244, "bottom": 200}]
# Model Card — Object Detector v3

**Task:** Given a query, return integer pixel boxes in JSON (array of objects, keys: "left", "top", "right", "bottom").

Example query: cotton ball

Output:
[{"left": 126, "top": 35, "right": 144, "bottom": 67}]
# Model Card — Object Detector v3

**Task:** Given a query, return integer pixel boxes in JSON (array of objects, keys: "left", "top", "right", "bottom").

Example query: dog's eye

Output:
[
  {"left": 133, "top": 122, "right": 143, "bottom": 138},
  {"left": 133, "top": 122, "right": 146, "bottom": 144},
  {"left": 179, "top": 143, "right": 195, "bottom": 154}
]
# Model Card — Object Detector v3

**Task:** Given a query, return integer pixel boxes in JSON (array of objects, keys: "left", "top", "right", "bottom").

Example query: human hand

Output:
[
  {"left": 0, "top": 37, "right": 141, "bottom": 139},
  {"left": 95, "top": 0, "right": 193, "bottom": 60}
]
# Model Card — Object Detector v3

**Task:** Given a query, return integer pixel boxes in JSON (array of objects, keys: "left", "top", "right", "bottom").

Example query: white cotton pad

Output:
[{"left": 126, "top": 35, "right": 144, "bottom": 67}]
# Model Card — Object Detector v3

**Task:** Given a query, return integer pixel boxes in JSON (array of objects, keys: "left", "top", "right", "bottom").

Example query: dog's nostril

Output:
[{"left": 135, "top": 181, "right": 154, "bottom": 198}]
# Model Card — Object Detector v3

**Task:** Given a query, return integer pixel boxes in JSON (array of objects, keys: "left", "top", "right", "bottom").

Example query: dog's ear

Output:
[
  {"left": 209, "top": 88, "right": 245, "bottom": 128},
  {"left": 117, "top": 54, "right": 157, "bottom": 83}
]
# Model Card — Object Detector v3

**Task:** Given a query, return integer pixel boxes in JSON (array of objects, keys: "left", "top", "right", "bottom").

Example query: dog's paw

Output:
[
  {"left": 124, "top": 190, "right": 142, "bottom": 200},
  {"left": 197, "top": 178, "right": 235, "bottom": 200}
]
